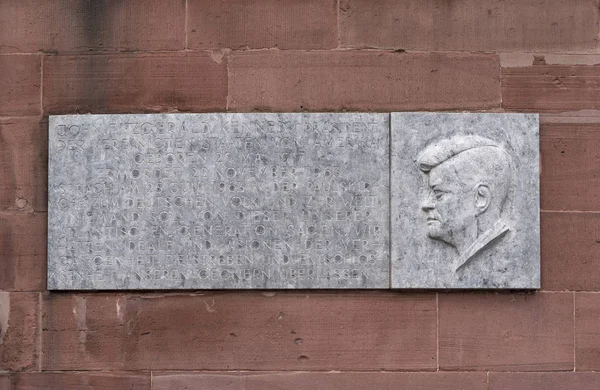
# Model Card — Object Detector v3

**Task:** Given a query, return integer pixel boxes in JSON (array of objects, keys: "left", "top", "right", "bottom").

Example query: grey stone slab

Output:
[
  {"left": 48, "top": 113, "right": 390, "bottom": 290},
  {"left": 391, "top": 113, "right": 540, "bottom": 289}
]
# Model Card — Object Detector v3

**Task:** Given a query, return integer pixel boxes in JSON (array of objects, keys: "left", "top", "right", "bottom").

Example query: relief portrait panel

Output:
[{"left": 391, "top": 113, "right": 540, "bottom": 289}]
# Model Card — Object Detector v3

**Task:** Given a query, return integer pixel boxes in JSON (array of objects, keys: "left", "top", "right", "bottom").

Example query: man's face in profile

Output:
[{"left": 421, "top": 161, "right": 475, "bottom": 246}]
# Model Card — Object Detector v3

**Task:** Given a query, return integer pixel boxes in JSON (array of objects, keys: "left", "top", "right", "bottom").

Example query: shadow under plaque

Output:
[
  {"left": 47, "top": 113, "right": 390, "bottom": 290},
  {"left": 391, "top": 113, "right": 540, "bottom": 289}
]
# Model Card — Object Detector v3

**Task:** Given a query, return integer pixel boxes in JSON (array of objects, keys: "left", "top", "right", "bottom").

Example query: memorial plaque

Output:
[
  {"left": 391, "top": 113, "right": 540, "bottom": 289},
  {"left": 48, "top": 113, "right": 390, "bottom": 289}
]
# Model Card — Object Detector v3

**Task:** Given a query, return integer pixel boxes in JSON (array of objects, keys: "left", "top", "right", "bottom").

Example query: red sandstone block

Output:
[
  {"left": 188, "top": 0, "right": 337, "bottom": 50},
  {"left": 576, "top": 293, "right": 600, "bottom": 370},
  {"left": 0, "top": 56, "right": 40, "bottom": 116},
  {"left": 228, "top": 51, "right": 501, "bottom": 112},
  {"left": 43, "top": 53, "right": 227, "bottom": 114},
  {"left": 0, "top": 118, "right": 47, "bottom": 212},
  {"left": 490, "top": 372, "right": 600, "bottom": 390},
  {"left": 153, "top": 372, "right": 487, "bottom": 390},
  {"left": 439, "top": 292, "right": 573, "bottom": 371},
  {"left": 0, "top": 292, "right": 39, "bottom": 371},
  {"left": 541, "top": 212, "right": 600, "bottom": 291},
  {"left": 0, "top": 213, "right": 46, "bottom": 291},
  {"left": 0, "top": 376, "right": 10, "bottom": 390},
  {"left": 0, "top": 0, "right": 185, "bottom": 53},
  {"left": 339, "top": 0, "right": 599, "bottom": 52},
  {"left": 502, "top": 65, "right": 600, "bottom": 112},
  {"left": 11, "top": 372, "right": 150, "bottom": 390},
  {"left": 540, "top": 116, "right": 600, "bottom": 211},
  {"left": 42, "top": 292, "right": 436, "bottom": 371}
]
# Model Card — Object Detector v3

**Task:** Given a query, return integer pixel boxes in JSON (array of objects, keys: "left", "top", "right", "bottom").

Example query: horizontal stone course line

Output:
[
  {"left": 7, "top": 371, "right": 600, "bottom": 390},
  {"left": 41, "top": 292, "right": 437, "bottom": 371},
  {"left": 8, "top": 371, "right": 150, "bottom": 390},
  {"left": 0, "top": 55, "right": 41, "bottom": 117},
  {"left": 575, "top": 293, "right": 600, "bottom": 370},
  {"left": 339, "top": 0, "right": 600, "bottom": 52},
  {"left": 489, "top": 371, "right": 600, "bottom": 389},
  {"left": 152, "top": 371, "right": 486, "bottom": 389},
  {"left": 187, "top": 0, "right": 337, "bottom": 50},
  {"left": 438, "top": 292, "right": 574, "bottom": 371},
  {"left": 42, "top": 53, "right": 227, "bottom": 115},
  {"left": 0, "top": 118, "right": 48, "bottom": 213},
  {"left": 228, "top": 51, "right": 501, "bottom": 111},
  {"left": 502, "top": 63, "right": 600, "bottom": 113},
  {"left": 8, "top": 369, "right": 600, "bottom": 373},
  {"left": 540, "top": 210, "right": 600, "bottom": 214}
]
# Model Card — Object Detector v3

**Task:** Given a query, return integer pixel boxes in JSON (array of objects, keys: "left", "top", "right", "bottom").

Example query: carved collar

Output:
[{"left": 454, "top": 219, "right": 510, "bottom": 273}]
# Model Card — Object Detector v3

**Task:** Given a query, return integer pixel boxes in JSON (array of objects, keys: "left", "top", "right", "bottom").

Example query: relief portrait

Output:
[
  {"left": 391, "top": 113, "right": 540, "bottom": 289},
  {"left": 417, "top": 135, "right": 512, "bottom": 272}
]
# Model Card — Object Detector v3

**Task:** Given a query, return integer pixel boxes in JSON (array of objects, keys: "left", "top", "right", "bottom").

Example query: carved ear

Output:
[{"left": 474, "top": 184, "right": 491, "bottom": 216}]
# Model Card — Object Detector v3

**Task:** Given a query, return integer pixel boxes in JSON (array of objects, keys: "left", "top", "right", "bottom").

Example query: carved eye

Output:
[{"left": 434, "top": 191, "right": 445, "bottom": 200}]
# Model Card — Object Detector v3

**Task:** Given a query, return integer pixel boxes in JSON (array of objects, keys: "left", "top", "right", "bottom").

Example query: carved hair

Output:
[{"left": 417, "top": 135, "right": 513, "bottom": 211}]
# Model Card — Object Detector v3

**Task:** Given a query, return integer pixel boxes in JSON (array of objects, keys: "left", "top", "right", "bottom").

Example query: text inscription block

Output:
[{"left": 48, "top": 114, "right": 390, "bottom": 289}]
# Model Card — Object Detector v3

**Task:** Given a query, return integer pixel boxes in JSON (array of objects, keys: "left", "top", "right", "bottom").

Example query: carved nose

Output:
[{"left": 421, "top": 194, "right": 435, "bottom": 211}]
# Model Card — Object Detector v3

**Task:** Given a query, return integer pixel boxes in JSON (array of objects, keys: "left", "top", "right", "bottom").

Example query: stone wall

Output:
[{"left": 1, "top": 0, "right": 600, "bottom": 388}]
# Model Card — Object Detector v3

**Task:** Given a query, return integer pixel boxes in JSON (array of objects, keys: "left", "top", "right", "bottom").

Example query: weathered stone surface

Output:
[
  {"left": 0, "top": 292, "right": 40, "bottom": 372},
  {"left": 490, "top": 372, "right": 600, "bottom": 390},
  {"left": 43, "top": 53, "right": 227, "bottom": 115},
  {"left": 153, "top": 372, "right": 486, "bottom": 390},
  {"left": 0, "top": 117, "right": 48, "bottom": 212},
  {"left": 575, "top": 293, "right": 600, "bottom": 370},
  {"left": 187, "top": 0, "right": 337, "bottom": 50},
  {"left": 11, "top": 372, "right": 150, "bottom": 390},
  {"left": 229, "top": 51, "right": 501, "bottom": 112},
  {"left": 339, "top": 0, "right": 600, "bottom": 52},
  {"left": 0, "top": 0, "right": 185, "bottom": 54},
  {"left": 42, "top": 292, "right": 436, "bottom": 371},
  {"left": 391, "top": 113, "right": 540, "bottom": 288},
  {"left": 540, "top": 115, "right": 600, "bottom": 211},
  {"left": 0, "top": 55, "right": 40, "bottom": 116},
  {"left": 0, "top": 375, "right": 9, "bottom": 390},
  {"left": 502, "top": 64, "right": 600, "bottom": 112},
  {"left": 541, "top": 212, "right": 600, "bottom": 291},
  {"left": 0, "top": 213, "right": 47, "bottom": 291},
  {"left": 47, "top": 114, "right": 389, "bottom": 289},
  {"left": 439, "top": 293, "right": 573, "bottom": 371}
]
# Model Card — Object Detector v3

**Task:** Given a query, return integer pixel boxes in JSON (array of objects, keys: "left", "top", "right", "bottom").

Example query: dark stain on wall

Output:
[{"left": 78, "top": 0, "right": 112, "bottom": 111}]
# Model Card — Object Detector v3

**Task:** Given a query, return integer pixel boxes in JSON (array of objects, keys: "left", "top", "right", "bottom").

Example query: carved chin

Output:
[
  {"left": 426, "top": 227, "right": 453, "bottom": 246},
  {"left": 426, "top": 227, "right": 442, "bottom": 239}
]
